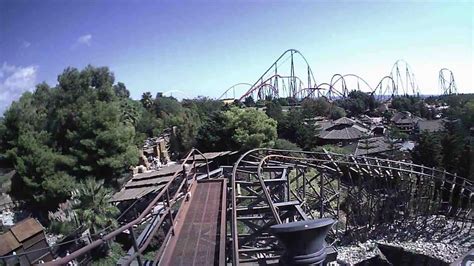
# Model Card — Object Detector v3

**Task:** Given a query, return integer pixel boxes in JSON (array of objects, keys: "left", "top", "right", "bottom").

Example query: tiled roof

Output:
[
  {"left": 354, "top": 137, "right": 397, "bottom": 156},
  {"left": 319, "top": 125, "right": 366, "bottom": 140},
  {"left": 417, "top": 120, "right": 444, "bottom": 132}
]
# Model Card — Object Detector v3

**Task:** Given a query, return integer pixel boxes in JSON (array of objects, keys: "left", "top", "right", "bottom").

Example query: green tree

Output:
[
  {"left": 3, "top": 66, "right": 139, "bottom": 214},
  {"left": 412, "top": 132, "right": 441, "bottom": 168},
  {"left": 277, "top": 108, "right": 318, "bottom": 150},
  {"left": 71, "top": 178, "right": 119, "bottom": 235},
  {"left": 243, "top": 96, "right": 255, "bottom": 107},
  {"left": 9, "top": 130, "right": 75, "bottom": 211},
  {"left": 274, "top": 139, "right": 301, "bottom": 151},
  {"left": 328, "top": 106, "right": 346, "bottom": 119},
  {"left": 224, "top": 107, "right": 277, "bottom": 150},
  {"left": 301, "top": 98, "right": 330, "bottom": 118},
  {"left": 440, "top": 132, "right": 461, "bottom": 172},
  {"left": 196, "top": 111, "right": 235, "bottom": 152},
  {"left": 140, "top": 92, "right": 153, "bottom": 109},
  {"left": 113, "top": 82, "right": 130, "bottom": 98},
  {"left": 265, "top": 100, "right": 283, "bottom": 121},
  {"left": 335, "top": 90, "right": 378, "bottom": 116},
  {"left": 457, "top": 144, "right": 472, "bottom": 181}
]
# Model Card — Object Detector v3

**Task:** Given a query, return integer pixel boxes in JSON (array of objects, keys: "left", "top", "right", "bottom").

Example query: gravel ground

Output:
[{"left": 335, "top": 215, "right": 473, "bottom": 265}]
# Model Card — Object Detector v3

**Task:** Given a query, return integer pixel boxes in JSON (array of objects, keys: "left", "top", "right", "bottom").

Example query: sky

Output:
[{"left": 0, "top": 0, "right": 473, "bottom": 114}]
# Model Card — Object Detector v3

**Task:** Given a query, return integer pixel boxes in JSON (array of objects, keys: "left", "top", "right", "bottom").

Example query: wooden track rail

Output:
[{"left": 229, "top": 148, "right": 473, "bottom": 265}]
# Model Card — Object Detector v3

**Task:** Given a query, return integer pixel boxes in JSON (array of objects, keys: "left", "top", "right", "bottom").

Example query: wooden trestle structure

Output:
[
  {"left": 228, "top": 149, "right": 473, "bottom": 265},
  {"left": 47, "top": 148, "right": 472, "bottom": 265}
]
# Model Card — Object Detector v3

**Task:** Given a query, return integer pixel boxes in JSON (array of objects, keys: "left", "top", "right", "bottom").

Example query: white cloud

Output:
[
  {"left": 0, "top": 62, "right": 38, "bottom": 115},
  {"left": 77, "top": 34, "right": 92, "bottom": 46},
  {"left": 22, "top": 41, "right": 31, "bottom": 48}
]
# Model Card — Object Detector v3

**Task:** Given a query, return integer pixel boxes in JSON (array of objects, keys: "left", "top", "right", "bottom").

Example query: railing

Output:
[
  {"left": 47, "top": 148, "right": 210, "bottom": 265},
  {"left": 230, "top": 148, "right": 473, "bottom": 265}
]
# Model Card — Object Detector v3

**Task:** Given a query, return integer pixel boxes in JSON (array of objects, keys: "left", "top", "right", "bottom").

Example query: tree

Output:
[
  {"left": 278, "top": 108, "right": 318, "bottom": 150},
  {"left": 71, "top": 178, "right": 119, "bottom": 235},
  {"left": 301, "top": 98, "right": 330, "bottom": 118},
  {"left": 154, "top": 96, "right": 183, "bottom": 118},
  {"left": 274, "top": 139, "right": 301, "bottom": 151},
  {"left": 140, "top": 92, "right": 153, "bottom": 109},
  {"left": 224, "top": 107, "right": 277, "bottom": 150},
  {"left": 196, "top": 107, "right": 277, "bottom": 151},
  {"left": 9, "top": 130, "right": 75, "bottom": 212},
  {"left": 440, "top": 132, "right": 461, "bottom": 172},
  {"left": 457, "top": 144, "right": 472, "bottom": 181},
  {"left": 244, "top": 96, "right": 255, "bottom": 107},
  {"left": 113, "top": 82, "right": 130, "bottom": 98},
  {"left": 335, "top": 90, "right": 378, "bottom": 116},
  {"left": 3, "top": 66, "right": 139, "bottom": 215},
  {"left": 265, "top": 100, "right": 283, "bottom": 121},
  {"left": 388, "top": 126, "right": 408, "bottom": 141},
  {"left": 412, "top": 132, "right": 441, "bottom": 168},
  {"left": 196, "top": 111, "right": 235, "bottom": 152},
  {"left": 328, "top": 106, "right": 346, "bottom": 119}
]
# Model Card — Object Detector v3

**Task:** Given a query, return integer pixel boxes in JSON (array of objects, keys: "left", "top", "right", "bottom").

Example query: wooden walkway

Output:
[{"left": 160, "top": 179, "right": 226, "bottom": 265}]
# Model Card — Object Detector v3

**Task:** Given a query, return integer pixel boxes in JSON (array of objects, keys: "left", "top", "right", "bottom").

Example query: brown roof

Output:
[
  {"left": 125, "top": 176, "right": 173, "bottom": 188},
  {"left": 111, "top": 186, "right": 161, "bottom": 202},
  {"left": 132, "top": 164, "right": 184, "bottom": 180},
  {"left": 0, "top": 231, "right": 21, "bottom": 256},
  {"left": 191, "top": 151, "right": 232, "bottom": 161},
  {"left": 319, "top": 124, "right": 366, "bottom": 140},
  {"left": 10, "top": 218, "right": 44, "bottom": 242}
]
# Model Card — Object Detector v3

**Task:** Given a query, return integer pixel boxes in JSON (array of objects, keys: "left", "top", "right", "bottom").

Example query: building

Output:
[
  {"left": 415, "top": 119, "right": 445, "bottom": 134},
  {"left": 391, "top": 111, "right": 423, "bottom": 134},
  {"left": 317, "top": 117, "right": 370, "bottom": 145},
  {"left": 354, "top": 136, "right": 398, "bottom": 157},
  {"left": 0, "top": 218, "right": 53, "bottom": 265}
]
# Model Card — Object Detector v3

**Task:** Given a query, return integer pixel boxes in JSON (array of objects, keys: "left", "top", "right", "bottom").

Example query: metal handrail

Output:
[{"left": 47, "top": 148, "right": 210, "bottom": 265}]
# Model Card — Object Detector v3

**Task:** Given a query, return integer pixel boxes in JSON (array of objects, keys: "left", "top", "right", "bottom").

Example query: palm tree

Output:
[
  {"left": 140, "top": 92, "right": 153, "bottom": 110},
  {"left": 71, "top": 178, "right": 119, "bottom": 236}
]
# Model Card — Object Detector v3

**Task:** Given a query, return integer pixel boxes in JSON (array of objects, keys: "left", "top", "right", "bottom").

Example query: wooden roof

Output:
[
  {"left": 0, "top": 218, "right": 44, "bottom": 256},
  {"left": 0, "top": 231, "right": 21, "bottom": 256},
  {"left": 111, "top": 186, "right": 162, "bottom": 202},
  {"left": 10, "top": 218, "right": 44, "bottom": 242}
]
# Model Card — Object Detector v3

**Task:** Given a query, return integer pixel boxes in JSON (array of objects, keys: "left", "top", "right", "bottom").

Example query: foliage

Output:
[
  {"left": 388, "top": 126, "right": 408, "bottom": 141},
  {"left": 273, "top": 139, "right": 301, "bottom": 151},
  {"left": 457, "top": 144, "right": 472, "bottom": 181},
  {"left": 411, "top": 132, "right": 441, "bottom": 168},
  {"left": 265, "top": 100, "right": 283, "bottom": 121},
  {"left": 1, "top": 66, "right": 139, "bottom": 213},
  {"left": 314, "top": 144, "right": 349, "bottom": 154},
  {"left": 277, "top": 108, "right": 318, "bottom": 150},
  {"left": 91, "top": 242, "right": 125, "bottom": 265},
  {"left": 224, "top": 107, "right": 277, "bottom": 150},
  {"left": 197, "top": 107, "right": 277, "bottom": 151},
  {"left": 335, "top": 90, "right": 377, "bottom": 116},
  {"left": 328, "top": 106, "right": 346, "bottom": 119},
  {"left": 196, "top": 111, "right": 235, "bottom": 152},
  {"left": 244, "top": 96, "right": 255, "bottom": 107},
  {"left": 301, "top": 98, "right": 331, "bottom": 118},
  {"left": 71, "top": 178, "right": 119, "bottom": 235}
]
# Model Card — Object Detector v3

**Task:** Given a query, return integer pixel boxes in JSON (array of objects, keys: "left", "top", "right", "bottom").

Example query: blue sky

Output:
[{"left": 0, "top": 0, "right": 472, "bottom": 113}]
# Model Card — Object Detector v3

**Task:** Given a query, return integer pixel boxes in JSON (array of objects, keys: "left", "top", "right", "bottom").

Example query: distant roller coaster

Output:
[
  {"left": 220, "top": 49, "right": 447, "bottom": 102},
  {"left": 218, "top": 49, "right": 319, "bottom": 101},
  {"left": 439, "top": 68, "right": 457, "bottom": 95}
]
